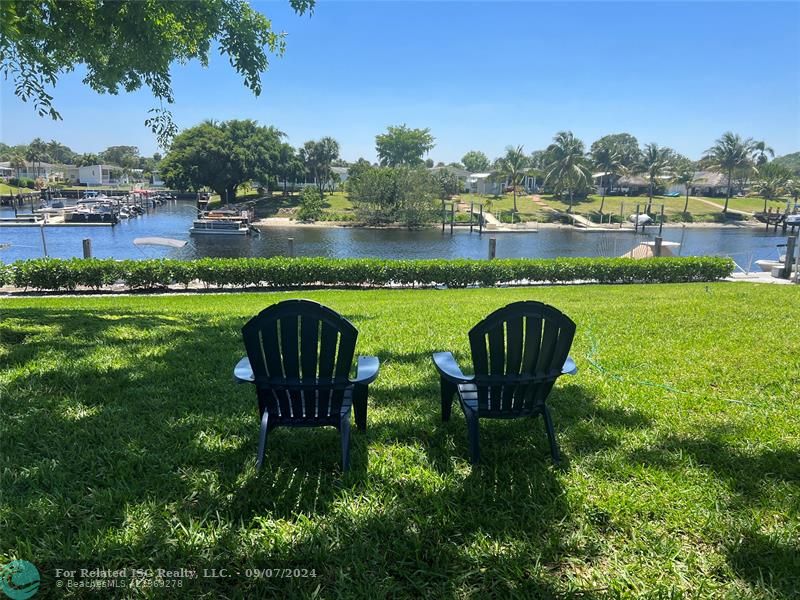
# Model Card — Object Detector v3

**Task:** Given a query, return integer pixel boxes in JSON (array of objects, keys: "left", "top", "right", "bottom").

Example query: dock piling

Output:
[
  {"left": 488, "top": 237, "right": 497, "bottom": 260},
  {"left": 782, "top": 236, "right": 796, "bottom": 279},
  {"left": 82, "top": 238, "right": 92, "bottom": 259}
]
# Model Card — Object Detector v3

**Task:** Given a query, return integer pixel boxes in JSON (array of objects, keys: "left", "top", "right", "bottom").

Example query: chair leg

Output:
[
  {"left": 352, "top": 385, "right": 368, "bottom": 432},
  {"left": 465, "top": 411, "right": 480, "bottom": 464},
  {"left": 541, "top": 404, "right": 561, "bottom": 465},
  {"left": 441, "top": 378, "right": 456, "bottom": 422},
  {"left": 256, "top": 410, "right": 270, "bottom": 470},
  {"left": 340, "top": 411, "right": 352, "bottom": 472}
]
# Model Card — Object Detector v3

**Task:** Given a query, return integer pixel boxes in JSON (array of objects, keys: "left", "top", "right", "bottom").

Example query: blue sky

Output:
[{"left": 1, "top": 1, "right": 798, "bottom": 162}]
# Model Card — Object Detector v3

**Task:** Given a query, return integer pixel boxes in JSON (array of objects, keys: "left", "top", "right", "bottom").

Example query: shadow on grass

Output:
[
  {"left": 623, "top": 423, "right": 800, "bottom": 500},
  {"left": 253, "top": 194, "right": 300, "bottom": 218},
  {"left": 725, "top": 530, "right": 800, "bottom": 597},
  {"left": 0, "top": 304, "right": 614, "bottom": 595},
  {"left": 5, "top": 303, "right": 795, "bottom": 596},
  {"left": 620, "top": 422, "right": 800, "bottom": 597}
]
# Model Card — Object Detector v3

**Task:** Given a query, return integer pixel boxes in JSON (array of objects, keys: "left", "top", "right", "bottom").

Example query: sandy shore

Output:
[{"left": 252, "top": 216, "right": 765, "bottom": 231}]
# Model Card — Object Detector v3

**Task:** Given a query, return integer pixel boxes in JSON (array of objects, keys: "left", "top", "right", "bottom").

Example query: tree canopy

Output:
[
  {"left": 159, "top": 119, "right": 283, "bottom": 201},
  {"left": 461, "top": 150, "right": 490, "bottom": 173},
  {"left": 590, "top": 133, "right": 640, "bottom": 169},
  {"left": 100, "top": 146, "right": 140, "bottom": 169},
  {"left": 300, "top": 137, "right": 340, "bottom": 196},
  {"left": 0, "top": 0, "right": 314, "bottom": 147},
  {"left": 375, "top": 125, "right": 435, "bottom": 167},
  {"left": 773, "top": 152, "right": 800, "bottom": 176}
]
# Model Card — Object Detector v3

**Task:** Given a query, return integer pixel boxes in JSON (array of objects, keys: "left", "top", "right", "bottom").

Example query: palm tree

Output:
[
  {"left": 544, "top": 131, "right": 591, "bottom": 213},
  {"left": 76, "top": 153, "right": 100, "bottom": 167},
  {"left": 635, "top": 143, "right": 673, "bottom": 213},
  {"left": 25, "top": 138, "right": 48, "bottom": 178},
  {"left": 9, "top": 153, "right": 25, "bottom": 183},
  {"left": 752, "top": 162, "right": 791, "bottom": 211},
  {"left": 495, "top": 145, "right": 528, "bottom": 212},
  {"left": 275, "top": 143, "right": 302, "bottom": 196},
  {"left": 672, "top": 159, "right": 696, "bottom": 214},
  {"left": 751, "top": 140, "right": 775, "bottom": 166},
  {"left": 784, "top": 179, "right": 799, "bottom": 206},
  {"left": 703, "top": 132, "right": 755, "bottom": 214},
  {"left": 591, "top": 144, "right": 621, "bottom": 215}
]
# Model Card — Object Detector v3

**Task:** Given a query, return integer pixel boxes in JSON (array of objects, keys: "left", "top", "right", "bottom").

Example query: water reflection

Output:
[{"left": 0, "top": 200, "right": 788, "bottom": 265}]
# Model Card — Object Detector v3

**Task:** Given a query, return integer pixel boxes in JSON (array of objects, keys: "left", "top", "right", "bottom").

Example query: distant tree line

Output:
[{"left": 0, "top": 139, "right": 162, "bottom": 184}]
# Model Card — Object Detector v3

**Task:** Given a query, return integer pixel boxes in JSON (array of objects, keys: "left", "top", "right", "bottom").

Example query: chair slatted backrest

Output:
[
  {"left": 468, "top": 301, "right": 576, "bottom": 416},
  {"left": 242, "top": 300, "right": 358, "bottom": 421}
]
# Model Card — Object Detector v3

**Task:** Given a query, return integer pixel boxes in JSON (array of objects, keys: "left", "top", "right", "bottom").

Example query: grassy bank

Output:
[
  {"left": 245, "top": 191, "right": 785, "bottom": 226},
  {"left": 2, "top": 284, "right": 798, "bottom": 597},
  {"left": 0, "top": 182, "right": 36, "bottom": 195}
]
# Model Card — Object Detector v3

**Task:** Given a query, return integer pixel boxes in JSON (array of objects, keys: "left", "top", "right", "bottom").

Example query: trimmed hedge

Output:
[{"left": 0, "top": 256, "right": 734, "bottom": 292}]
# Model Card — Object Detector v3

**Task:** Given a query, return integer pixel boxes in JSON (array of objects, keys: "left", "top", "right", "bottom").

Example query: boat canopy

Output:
[{"left": 133, "top": 237, "right": 187, "bottom": 248}]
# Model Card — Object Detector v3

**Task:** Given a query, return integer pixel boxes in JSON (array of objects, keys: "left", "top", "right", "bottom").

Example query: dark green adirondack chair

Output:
[
  {"left": 433, "top": 301, "right": 577, "bottom": 465},
  {"left": 234, "top": 300, "right": 380, "bottom": 471}
]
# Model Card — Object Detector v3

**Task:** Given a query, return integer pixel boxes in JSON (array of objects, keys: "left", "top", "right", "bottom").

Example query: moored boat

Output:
[{"left": 189, "top": 218, "right": 250, "bottom": 235}]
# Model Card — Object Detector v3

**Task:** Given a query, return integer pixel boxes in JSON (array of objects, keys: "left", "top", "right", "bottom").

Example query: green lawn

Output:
[
  {"left": 2, "top": 284, "right": 799, "bottom": 597},
  {"left": 539, "top": 194, "right": 788, "bottom": 223},
  {"left": 0, "top": 183, "right": 36, "bottom": 195}
]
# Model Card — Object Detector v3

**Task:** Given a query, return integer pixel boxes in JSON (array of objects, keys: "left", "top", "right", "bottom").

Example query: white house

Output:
[
  {"left": 468, "top": 173, "right": 503, "bottom": 195},
  {"left": 0, "top": 160, "right": 58, "bottom": 180},
  {"left": 78, "top": 164, "right": 126, "bottom": 186}
]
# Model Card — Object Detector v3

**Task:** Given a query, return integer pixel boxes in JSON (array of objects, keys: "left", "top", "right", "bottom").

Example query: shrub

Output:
[
  {"left": 7, "top": 177, "right": 36, "bottom": 189},
  {"left": 3, "top": 256, "right": 734, "bottom": 292},
  {"left": 296, "top": 187, "right": 325, "bottom": 222}
]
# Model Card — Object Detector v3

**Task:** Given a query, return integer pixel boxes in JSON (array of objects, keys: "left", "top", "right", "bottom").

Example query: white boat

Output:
[
  {"left": 189, "top": 218, "right": 250, "bottom": 235},
  {"left": 786, "top": 214, "right": 800, "bottom": 226},
  {"left": 628, "top": 213, "right": 652, "bottom": 225},
  {"left": 754, "top": 259, "right": 784, "bottom": 272}
]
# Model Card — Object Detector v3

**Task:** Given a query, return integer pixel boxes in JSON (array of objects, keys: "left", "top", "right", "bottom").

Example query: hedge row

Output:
[{"left": 0, "top": 256, "right": 734, "bottom": 292}]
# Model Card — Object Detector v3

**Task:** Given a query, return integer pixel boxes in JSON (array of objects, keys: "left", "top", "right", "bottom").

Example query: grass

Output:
[
  {"left": 2, "top": 283, "right": 799, "bottom": 597},
  {"left": 232, "top": 190, "right": 791, "bottom": 226},
  {"left": 0, "top": 183, "right": 36, "bottom": 195},
  {"left": 539, "top": 194, "right": 766, "bottom": 222}
]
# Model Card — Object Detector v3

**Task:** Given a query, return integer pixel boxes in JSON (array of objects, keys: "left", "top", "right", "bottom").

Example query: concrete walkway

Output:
[{"left": 727, "top": 271, "right": 798, "bottom": 284}]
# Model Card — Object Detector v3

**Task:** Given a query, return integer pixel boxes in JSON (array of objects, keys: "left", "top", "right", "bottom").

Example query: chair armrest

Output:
[
  {"left": 233, "top": 356, "right": 255, "bottom": 383},
  {"left": 432, "top": 352, "right": 474, "bottom": 384},
  {"left": 561, "top": 355, "right": 578, "bottom": 376},
  {"left": 352, "top": 356, "right": 380, "bottom": 386}
]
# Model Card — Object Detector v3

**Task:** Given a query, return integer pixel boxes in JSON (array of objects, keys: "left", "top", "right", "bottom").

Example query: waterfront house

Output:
[
  {"left": 689, "top": 171, "right": 731, "bottom": 197},
  {"left": 78, "top": 164, "right": 126, "bottom": 186},
  {"left": 0, "top": 160, "right": 57, "bottom": 180},
  {"left": 468, "top": 173, "right": 503, "bottom": 195}
]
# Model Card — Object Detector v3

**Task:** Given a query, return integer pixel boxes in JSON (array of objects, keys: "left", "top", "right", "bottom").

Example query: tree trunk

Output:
[
  {"left": 568, "top": 189, "right": 574, "bottom": 213},
  {"left": 512, "top": 187, "right": 517, "bottom": 212},
  {"left": 225, "top": 184, "right": 237, "bottom": 205},
  {"left": 763, "top": 197, "right": 768, "bottom": 213},
  {"left": 599, "top": 175, "right": 606, "bottom": 215},
  {"left": 723, "top": 171, "right": 731, "bottom": 213},
  {"left": 684, "top": 188, "right": 690, "bottom": 213},
  {"left": 647, "top": 182, "right": 653, "bottom": 214}
]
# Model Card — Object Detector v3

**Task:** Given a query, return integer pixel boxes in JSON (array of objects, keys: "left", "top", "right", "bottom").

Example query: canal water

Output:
[{"left": 0, "top": 200, "right": 789, "bottom": 268}]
